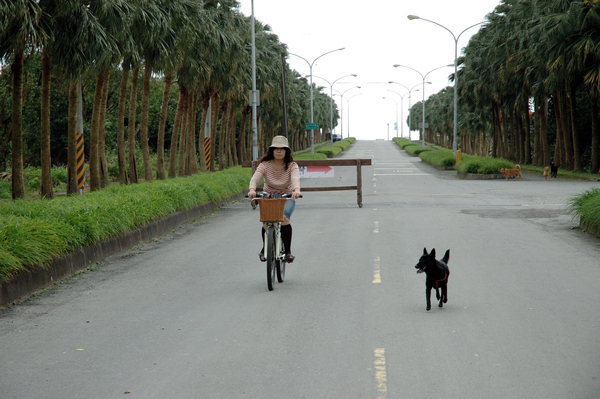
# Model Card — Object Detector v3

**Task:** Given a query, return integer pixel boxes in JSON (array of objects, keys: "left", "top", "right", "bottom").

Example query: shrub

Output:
[
  {"left": 420, "top": 149, "right": 456, "bottom": 168},
  {"left": 568, "top": 187, "right": 600, "bottom": 230}
]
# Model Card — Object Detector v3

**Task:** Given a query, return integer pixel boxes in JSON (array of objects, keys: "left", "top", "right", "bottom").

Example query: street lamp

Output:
[
  {"left": 389, "top": 81, "right": 424, "bottom": 142},
  {"left": 289, "top": 47, "right": 345, "bottom": 153},
  {"left": 382, "top": 97, "right": 398, "bottom": 140},
  {"left": 385, "top": 88, "right": 409, "bottom": 138},
  {"left": 347, "top": 93, "right": 362, "bottom": 139},
  {"left": 394, "top": 64, "right": 452, "bottom": 148},
  {"left": 333, "top": 86, "right": 361, "bottom": 139},
  {"left": 407, "top": 15, "right": 484, "bottom": 155},
  {"left": 312, "top": 74, "right": 357, "bottom": 146}
]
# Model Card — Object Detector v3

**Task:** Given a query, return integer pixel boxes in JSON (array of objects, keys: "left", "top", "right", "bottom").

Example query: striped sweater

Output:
[{"left": 249, "top": 161, "right": 300, "bottom": 194}]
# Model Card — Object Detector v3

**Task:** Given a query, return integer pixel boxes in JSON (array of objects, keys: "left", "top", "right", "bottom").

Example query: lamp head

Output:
[
  {"left": 351, "top": 74, "right": 358, "bottom": 77},
  {"left": 393, "top": 64, "right": 401, "bottom": 68},
  {"left": 407, "top": 15, "right": 420, "bottom": 20},
  {"left": 357, "top": 86, "right": 361, "bottom": 89}
]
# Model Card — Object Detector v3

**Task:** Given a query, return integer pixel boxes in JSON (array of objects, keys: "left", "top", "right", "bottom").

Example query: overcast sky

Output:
[{"left": 238, "top": 0, "right": 502, "bottom": 141}]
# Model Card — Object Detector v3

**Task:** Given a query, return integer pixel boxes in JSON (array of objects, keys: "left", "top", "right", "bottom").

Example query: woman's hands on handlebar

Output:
[{"left": 247, "top": 189, "right": 301, "bottom": 200}]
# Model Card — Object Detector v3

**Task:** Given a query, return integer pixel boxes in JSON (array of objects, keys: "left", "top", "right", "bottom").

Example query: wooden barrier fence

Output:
[{"left": 242, "top": 158, "right": 372, "bottom": 207}]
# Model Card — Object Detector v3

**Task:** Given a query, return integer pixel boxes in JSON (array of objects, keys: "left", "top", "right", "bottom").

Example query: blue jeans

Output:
[{"left": 283, "top": 199, "right": 295, "bottom": 219}]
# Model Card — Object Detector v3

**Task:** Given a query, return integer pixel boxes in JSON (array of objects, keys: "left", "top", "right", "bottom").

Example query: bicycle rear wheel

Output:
[{"left": 265, "top": 226, "right": 276, "bottom": 291}]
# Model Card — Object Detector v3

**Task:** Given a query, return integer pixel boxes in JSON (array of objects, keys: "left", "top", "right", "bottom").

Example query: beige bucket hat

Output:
[{"left": 269, "top": 135, "right": 290, "bottom": 149}]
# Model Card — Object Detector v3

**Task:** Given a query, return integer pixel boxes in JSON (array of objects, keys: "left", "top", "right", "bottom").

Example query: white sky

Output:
[{"left": 238, "top": 0, "right": 502, "bottom": 140}]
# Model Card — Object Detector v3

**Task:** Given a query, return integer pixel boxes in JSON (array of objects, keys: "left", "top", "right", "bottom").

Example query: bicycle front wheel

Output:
[
  {"left": 276, "top": 235, "right": 286, "bottom": 283},
  {"left": 265, "top": 226, "right": 276, "bottom": 291}
]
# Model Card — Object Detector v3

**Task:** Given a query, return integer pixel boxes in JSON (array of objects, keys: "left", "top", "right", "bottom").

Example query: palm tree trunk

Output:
[
  {"left": 218, "top": 99, "right": 228, "bottom": 171},
  {"left": 128, "top": 65, "right": 140, "bottom": 183},
  {"left": 168, "top": 90, "right": 185, "bottom": 178},
  {"left": 209, "top": 91, "right": 220, "bottom": 172},
  {"left": 532, "top": 97, "right": 541, "bottom": 166},
  {"left": 41, "top": 50, "right": 53, "bottom": 199},
  {"left": 540, "top": 95, "right": 550, "bottom": 167},
  {"left": 117, "top": 63, "right": 129, "bottom": 184},
  {"left": 89, "top": 69, "right": 105, "bottom": 191},
  {"left": 239, "top": 106, "right": 249, "bottom": 162},
  {"left": 185, "top": 90, "right": 198, "bottom": 175},
  {"left": 156, "top": 72, "right": 173, "bottom": 180},
  {"left": 560, "top": 84, "right": 573, "bottom": 170},
  {"left": 140, "top": 63, "right": 154, "bottom": 182},
  {"left": 523, "top": 98, "right": 532, "bottom": 164},
  {"left": 99, "top": 68, "right": 110, "bottom": 188},
  {"left": 10, "top": 51, "right": 25, "bottom": 199},
  {"left": 553, "top": 92, "right": 564, "bottom": 167},
  {"left": 177, "top": 87, "right": 189, "bottom": 176},
  {"left": 67, "top": 80, "right": 78, "bottom": 195},
  {"left": 569, "top": 83, "right": 582, "bottom": 172},
  {"left": 591, "top": 93, "right": 599, "bottom": 174},
  {"left": 227, "top": 102, "right": 236, "bottom": 167}
]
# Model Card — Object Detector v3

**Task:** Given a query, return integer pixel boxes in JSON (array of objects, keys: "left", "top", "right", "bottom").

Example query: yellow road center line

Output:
[
  {"left": 373, "top": 256, "right": 381, "bottom": 284},
  {"left": 373, "top": 221, "right": 379, "bottom": 233},
  {"left": 374, "top": 348, "right": 388, "bottom": 398}
]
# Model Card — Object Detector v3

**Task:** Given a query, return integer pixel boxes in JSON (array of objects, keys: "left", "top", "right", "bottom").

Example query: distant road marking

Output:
[
  {"left": 373, "top": 221, "right": 379, "bottom": 233},
  {"left": 373, "top": 256, "right": 381, "bottom": 284},
  {"left": 374, "top": 348, "right": 388, "bottom": 398}
]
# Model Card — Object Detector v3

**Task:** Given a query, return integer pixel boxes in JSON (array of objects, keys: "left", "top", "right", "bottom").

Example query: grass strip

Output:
[{"left": 0, "top": 167, "right": 251, "bottom": 283}]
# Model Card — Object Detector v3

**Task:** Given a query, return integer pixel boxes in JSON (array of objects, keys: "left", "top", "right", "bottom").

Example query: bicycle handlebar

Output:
[{"left": 245, "top": 192, "right": 303, "bottom": 210}]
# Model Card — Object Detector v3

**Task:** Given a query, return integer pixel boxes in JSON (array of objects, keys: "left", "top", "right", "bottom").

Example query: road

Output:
[{"left": 2, "top": 140, "right": 600, "bottom": 398}]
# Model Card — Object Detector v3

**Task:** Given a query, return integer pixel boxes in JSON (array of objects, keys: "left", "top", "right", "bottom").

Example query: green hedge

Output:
[
  {"left": 0, "top": 167, "right": 251, "bottom": 283},
  {"left": 419, "top": 148, "right": 456, "bottom": 168},
  {"left": 455, "top": 156, "right": 515, "bottom": 174},
  {"left": 316, "top": 138, "right": 354, "bottom": 158},
  {"left": 568, "top": 187, "right": 600, "bottom": 232}
]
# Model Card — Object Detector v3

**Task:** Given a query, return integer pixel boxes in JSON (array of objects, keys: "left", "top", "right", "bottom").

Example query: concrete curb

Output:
[{"left": 0, "top": 193, "right": 244, "bottom": 308}]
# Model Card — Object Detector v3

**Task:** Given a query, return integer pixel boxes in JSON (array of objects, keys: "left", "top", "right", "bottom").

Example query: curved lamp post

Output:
[
  {"left": 389, "top": 81, "right": 422, "bottom": 141},
  {"left": 407, "top": 15, "right": 484, "bottom": 155},
  {"left": 382, "top": 97, "right": 399, "bottom": 140},
  {"left": 312, "top": 74, "right": 357, "bottom": 146},
  {"left": 347, "top": 93, "right": 363, "bottom": 139},
  {"left": 289, "top": 48, "right": 345, "bottom": 153},
  {"left": 334, "top": 86, "right": 361, "bottom": 139},
  {"left": 394, "top": 64, "right": 452, "bottom": 148}
]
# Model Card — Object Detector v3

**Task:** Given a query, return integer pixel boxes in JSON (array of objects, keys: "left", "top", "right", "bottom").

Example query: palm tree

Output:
[
  {"left": 0, "top": 0, "right": 45, "bottom": 199},
  {"left": 50, "top": 0, "right": 115, "bottom": 193}
]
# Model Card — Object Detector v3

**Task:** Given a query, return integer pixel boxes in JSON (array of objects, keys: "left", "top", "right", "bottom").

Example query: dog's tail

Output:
[
  {"left": 441, "top": 249, "right": 450, "bottom": 264},
  {"left": 516, "top": 164, "right": 521, "bottom": 170}
]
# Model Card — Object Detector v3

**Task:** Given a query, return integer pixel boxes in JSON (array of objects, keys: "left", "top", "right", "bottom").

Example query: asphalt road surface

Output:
[{"left": 2, "top": 140, "right": 600, "bottom": 399}]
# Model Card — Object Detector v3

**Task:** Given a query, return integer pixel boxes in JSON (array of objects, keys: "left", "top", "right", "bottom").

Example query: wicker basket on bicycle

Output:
[{"left": 257, "top": 198, "right": 287, "bottom": 222}]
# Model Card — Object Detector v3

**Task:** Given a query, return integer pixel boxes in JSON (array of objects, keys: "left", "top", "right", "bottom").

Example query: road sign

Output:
[
  {"left": 299, "top": 166, "right": 334, "bottom": 178},
  {"left": 305, "top": 123, "right": 319, "bottom": 130}
]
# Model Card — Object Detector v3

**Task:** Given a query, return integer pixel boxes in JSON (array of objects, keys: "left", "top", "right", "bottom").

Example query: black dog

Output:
[
  {"left": 550, "top": 162, "right": 559, "bottom": 178},
  {"left": 415, "top": 248, "right": 450, "bottom": 311}
]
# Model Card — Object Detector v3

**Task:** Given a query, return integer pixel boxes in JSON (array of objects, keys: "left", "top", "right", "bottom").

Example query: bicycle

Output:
[{"left": 249, "top": 192, "right": 301, "bottom": 291}]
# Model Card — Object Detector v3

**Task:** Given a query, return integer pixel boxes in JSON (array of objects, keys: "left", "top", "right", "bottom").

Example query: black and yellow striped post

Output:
[
  {"left": 76, "top": 133, "right": 85, "bottom": 193},
  {"left": 204, "top": 137, "right": 211, "bottom": 169}
]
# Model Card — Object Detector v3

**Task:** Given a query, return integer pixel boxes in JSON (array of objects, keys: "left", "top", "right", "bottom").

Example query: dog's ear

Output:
[
  {"left": 430, "top": 248, "right": 436, "bottom": 258},
  {"left": 423, "top": 247, "right": 428, "bottom": 255},
  {"left": 442, "top": 249, "right": 450, "bottom": 264}
]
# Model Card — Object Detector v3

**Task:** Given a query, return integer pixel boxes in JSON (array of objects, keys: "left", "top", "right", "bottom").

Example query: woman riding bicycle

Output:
[{"left": 248, "top": 136, "right": 301, "bottom": 263}]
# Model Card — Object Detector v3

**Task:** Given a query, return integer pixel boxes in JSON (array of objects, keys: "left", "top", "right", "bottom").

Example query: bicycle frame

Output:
[{"left": 249, "top": 192, "right": 294, "bottom": 291}]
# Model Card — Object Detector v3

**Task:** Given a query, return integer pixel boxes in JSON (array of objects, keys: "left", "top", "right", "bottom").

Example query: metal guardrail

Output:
[{"left": 242, "top": 158, "right": 372, "bottom": 207}]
